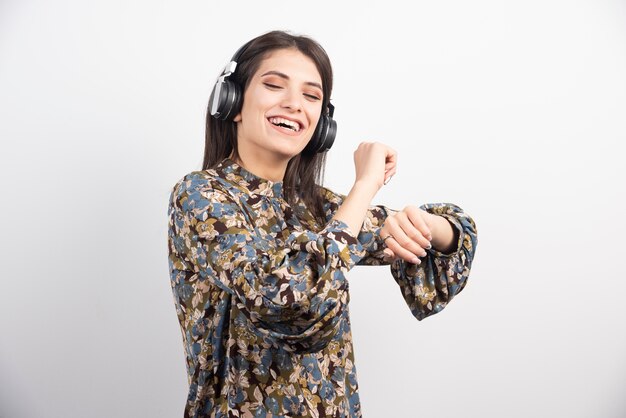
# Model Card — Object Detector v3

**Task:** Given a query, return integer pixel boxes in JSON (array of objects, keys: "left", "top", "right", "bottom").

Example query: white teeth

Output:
[{"left": 268, "top": 117, "right": 301, "bottom": 132}]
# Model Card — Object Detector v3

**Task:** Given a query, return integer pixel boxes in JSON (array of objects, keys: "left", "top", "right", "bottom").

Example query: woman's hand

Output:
[
  {"left": 331, "top": 142, "right": 397, "bottom": 237},
  {"left": 380, "top": 206, "right": 434, "bottom": 264},
  {"left": 353, "top": 142, "right": 397, "bottom": 190}
]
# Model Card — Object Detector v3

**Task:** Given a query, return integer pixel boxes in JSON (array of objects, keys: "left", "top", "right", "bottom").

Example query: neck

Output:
[{"left": 230, "top": 149, "right": 289, "bottom": 182}]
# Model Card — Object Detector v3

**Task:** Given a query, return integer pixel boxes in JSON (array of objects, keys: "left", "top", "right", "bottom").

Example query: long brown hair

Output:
[{"left": 202, "top": 30, "right": 334, "bottom": 225}]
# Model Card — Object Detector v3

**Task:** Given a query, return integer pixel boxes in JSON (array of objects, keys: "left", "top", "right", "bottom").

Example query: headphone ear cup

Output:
[
  {"left": 310, "top": 115, "right": 336, "bottom": 153},
  {"left": 306, "top": 115, "right": 325, "bottom": 154},
  {"left": 220, "top": 81, "right": 242, "bottom": 121},
  {"left": 318, "top": 116, "right": 336, "bottom": 152},
  {"left": 209, "top": 79, "right": 242, "bottom": 121}
]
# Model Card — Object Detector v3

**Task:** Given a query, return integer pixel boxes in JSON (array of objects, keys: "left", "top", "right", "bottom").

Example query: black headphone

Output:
[{"left": 208, "top": 41, "right": 337, "bottom": 154}]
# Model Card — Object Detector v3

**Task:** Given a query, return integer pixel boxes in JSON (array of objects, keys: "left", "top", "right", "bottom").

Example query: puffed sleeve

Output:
[
  {"left": 168, "top": 178, "right": 367, "bottom": 353},
  {"left": 319, "top": 187, "right": 478, "bottom": 320},
  {"left": 389, "top": 202, "right": 478, "bottom": 320}
]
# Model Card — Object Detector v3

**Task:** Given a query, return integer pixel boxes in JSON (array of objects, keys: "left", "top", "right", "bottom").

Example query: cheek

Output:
[
  {"left": 240, "top": 87, "right": 266, "bottom": 119},
  {"left": 248, "top": 84, "right": 275, "bottom": 108},
  {"left": 309, "top": 111, "right": 322, "bottom": 130},
  {"left": 307, "top": 103, "right": 323, "bottom": 125}
]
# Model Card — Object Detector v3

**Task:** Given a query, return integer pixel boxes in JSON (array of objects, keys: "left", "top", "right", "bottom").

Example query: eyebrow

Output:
[{"left": 260, "top": 70, "right": 322, "bottom": 90}]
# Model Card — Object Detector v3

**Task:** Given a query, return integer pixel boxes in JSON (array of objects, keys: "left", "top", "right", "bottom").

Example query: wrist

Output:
[
  {"left": 352, "top": 179, "right": 379, "bottom": 199},
  {"left": 428, "top": 214, "right": 457, "bottom": 254}
]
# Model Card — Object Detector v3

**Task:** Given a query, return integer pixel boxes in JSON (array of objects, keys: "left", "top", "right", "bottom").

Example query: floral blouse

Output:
[{"left": 167, "top": 158, "right": 478, "bottom": 418}]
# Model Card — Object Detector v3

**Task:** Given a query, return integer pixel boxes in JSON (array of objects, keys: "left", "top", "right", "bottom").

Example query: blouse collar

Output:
[{"left": 214, "top": 158, "right": 284, "bottom": 199}]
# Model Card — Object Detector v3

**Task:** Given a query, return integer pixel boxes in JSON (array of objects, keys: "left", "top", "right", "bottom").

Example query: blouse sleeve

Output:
[
  {"left": 319, "top": 187, "right": 478, "bottom": 320},
  {"left": 169, "top": 180, "right": 367, "bottom": 353},
  {"left": 388, "top": 202, "right": 478, "bottom": 320},
  {"left": 319, "top": 186, "right": 390, "bottom": 265}
]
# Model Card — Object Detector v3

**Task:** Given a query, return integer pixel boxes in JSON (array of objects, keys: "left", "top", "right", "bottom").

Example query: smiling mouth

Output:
[{"left": 267, "top": 117, "right": 302, "bottom": 132}]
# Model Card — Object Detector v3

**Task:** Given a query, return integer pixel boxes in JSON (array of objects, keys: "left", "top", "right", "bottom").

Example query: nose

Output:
[{"left": 280, "top": 88, "right": 303, "bottom": 112}]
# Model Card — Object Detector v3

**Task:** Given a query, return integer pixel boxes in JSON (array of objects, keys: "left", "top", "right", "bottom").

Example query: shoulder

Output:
[
  {"left": 170, "top": 168, "right": 221, "bottom": 198},
  {"left": 169, "top": 169, "right": 239, "bottom": 215}
]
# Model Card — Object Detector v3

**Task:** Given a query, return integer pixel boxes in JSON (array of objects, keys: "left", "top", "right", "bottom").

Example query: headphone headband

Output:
[{"left": 230, "top": 41, "right": 252, "bottom": 66}]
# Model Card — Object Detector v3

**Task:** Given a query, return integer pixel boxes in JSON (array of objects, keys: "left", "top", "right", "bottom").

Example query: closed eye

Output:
[{"left": 264, "top": 82, "right": 320, "bottom": 101}]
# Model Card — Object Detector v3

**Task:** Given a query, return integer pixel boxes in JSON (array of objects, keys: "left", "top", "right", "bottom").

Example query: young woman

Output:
[{"left": 167, "top": 30, "right": 478, "bottom": 418}]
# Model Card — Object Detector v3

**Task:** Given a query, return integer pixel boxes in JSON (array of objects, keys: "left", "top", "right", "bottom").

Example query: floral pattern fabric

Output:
[{"left": 167, "top": 158, "right": 478, "bottom": 417}]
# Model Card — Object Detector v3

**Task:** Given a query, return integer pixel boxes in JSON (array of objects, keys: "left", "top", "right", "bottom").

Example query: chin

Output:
[{"left": 268, "top": 137, "right": 312, "bottom": 158}]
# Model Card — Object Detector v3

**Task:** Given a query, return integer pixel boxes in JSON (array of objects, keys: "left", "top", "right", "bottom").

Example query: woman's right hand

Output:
[
  {"left": 331, "top": 142, "right": 397, "bottom": 237},
  {"left": 353, "top": 142, "right": 397, "bottom": 190}
]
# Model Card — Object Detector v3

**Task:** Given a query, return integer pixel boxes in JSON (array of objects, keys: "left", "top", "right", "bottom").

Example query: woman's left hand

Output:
[{"left": 380, "top": 206, "right": 434, "bottom": 264}]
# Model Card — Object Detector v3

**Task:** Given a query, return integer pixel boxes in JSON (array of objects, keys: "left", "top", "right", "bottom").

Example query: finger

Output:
[
  {"left": 384, "top": 237, "right": 424, "bottom": 265},
  {"left": 385, "top": 151, "right": 395, "bottom": 161},
  {"left": 384, "top": 157, "right": 396, "bottom": 177},
  {"left": 382, "top": 218, "right": 427, "bottom": 262},
  {"left": 377, "top": 145, "right": 396, "bottom": 184},
  {"left": 384, "top": 169, "right": 396, "bottom": 185},
  {"left": 406, "top": 207, "right": 433, "bottom": 243},
  {"left": 384, "top": 147, "right": 397, "bottom": 165},
  {"left": 399, "top": 218, "right": 431, "bottom": 253},
  {"left": 393, "top": 220, "right": 429, "bottom": 257},
  {"left": 382, "top": 253, "right": 398, "bottom": 263},
  {"left": 382, "top": 248, "right": 396, "bottom": 263},
  {"left": 383, "top": 248, "right": 394, "bottom": 258}
]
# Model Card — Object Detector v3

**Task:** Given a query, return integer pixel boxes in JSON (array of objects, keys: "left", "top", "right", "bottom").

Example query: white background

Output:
[{"left": 1, "top": 1, "right": 625, "bottom": 417}]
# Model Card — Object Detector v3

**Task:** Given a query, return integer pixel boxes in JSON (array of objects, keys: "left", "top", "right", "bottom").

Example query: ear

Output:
[{"left": 233, "top": 113, "right": 242, "bottom": 122}]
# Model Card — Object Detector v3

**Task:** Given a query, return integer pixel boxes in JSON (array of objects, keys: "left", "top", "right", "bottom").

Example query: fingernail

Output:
[
  {"left": 411, "top": 257, "right": 421, "bottom": 264},
  {"left": 384, "top": 175, "right": 393, "bottom": 185},
  {"left": 426, "top": 243, "right": 432, "bottom": 249}
]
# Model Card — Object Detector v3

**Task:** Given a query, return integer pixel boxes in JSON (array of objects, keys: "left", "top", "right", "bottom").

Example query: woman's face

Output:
[{"left": 234, "top": 48, "right": 324, "bottom": 162}]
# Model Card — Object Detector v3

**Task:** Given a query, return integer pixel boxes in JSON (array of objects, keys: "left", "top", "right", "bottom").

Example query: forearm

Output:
[
  {"left": 331, "top": 180, "right": 378, "bottom": 236},
  {"left": 428, "top": 213, "right": 459, "bottom": 254}
]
